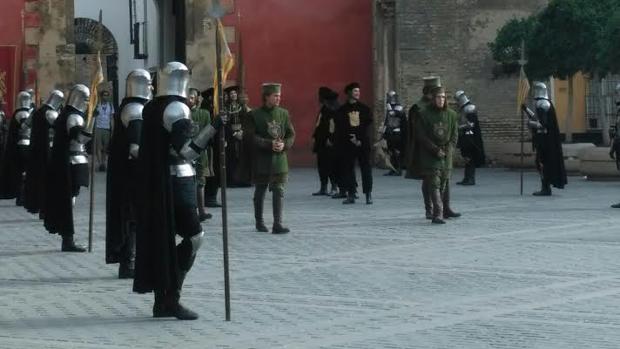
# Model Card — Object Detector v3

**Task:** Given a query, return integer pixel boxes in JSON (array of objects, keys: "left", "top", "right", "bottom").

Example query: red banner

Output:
[{"left": 0, "top": 46, "right": 18, "bottom": 115}]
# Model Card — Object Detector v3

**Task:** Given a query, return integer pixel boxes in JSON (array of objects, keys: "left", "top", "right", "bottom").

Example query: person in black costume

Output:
[
  {"left": 23, "top": 90, "right": 64, "bottom": 217},
  {"left": 454, "top": 90, "right": 485, "bottom": 185},
  {"left": 133, "top": 62, "right": 223, "bottom": 320},
  {"left": 201, "top": 87, "right": 222, "bottom": 207},
  {"left": 311, "top": 86, "right": 339, "bottom": 196},
  {"left": 0, "top": 91, "right": 33, "bottom": 205},
  {"left": 43, "top": 84, "right": 91, "bottom": 252},
  {"left": 609, "top": 84, "right": 620, "bottom": 208},
  {"left": 335, "top": 82, "right": 374, "bottom": 205},
  {"left": 381, "top": 90, "right": 407, "bottom": 176},
  {"left": 106, "top": 69, "right": 152, "bottom": 279},
  {"left": 521, "top": 82, "right": 567, "bottom": 196}
]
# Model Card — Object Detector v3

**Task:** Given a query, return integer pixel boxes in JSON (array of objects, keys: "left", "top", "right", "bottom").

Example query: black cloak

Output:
[
  {"left": 0, "top": 108, "right": 29, "bottom": 199},
  {"left": 534, "top": 103, "right": 567, "bottom": 189},
  {"left": 23, "top": 105, "right": 53, "bottom": 214},
  {"left": 456, "top": 106, "right": 486, "bottom": 167}
]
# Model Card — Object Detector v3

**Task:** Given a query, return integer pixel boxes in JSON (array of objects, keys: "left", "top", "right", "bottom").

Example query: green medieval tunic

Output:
[
  {"left": 250, "top": 105, "right": 295, "bottom": 185},
  {"left": 190, "top": 106, "right": 213, "bottom": 183},
  {"left": 415, "top": 104, "right": 458, "bottom": 188}
]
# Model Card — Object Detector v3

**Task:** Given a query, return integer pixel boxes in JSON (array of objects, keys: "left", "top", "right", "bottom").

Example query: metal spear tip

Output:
[{"left": 207, "top": 0, "right": 230, "bottom": 19}]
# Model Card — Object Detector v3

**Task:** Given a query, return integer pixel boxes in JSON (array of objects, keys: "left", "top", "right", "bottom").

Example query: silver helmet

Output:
[
  {"left": 533, "top": 82, "right": 549, "bottom": 100},
  {"left": 66, "top": 84, "right": 91, "bottom": 113},
  {"left": 386, "top": 90, "right": 399, "bottom": 105},
  {"left": 44, "top": 90, "right": 65, "bottom": 110},
  {"left": 16, "top": 91, "right": 33, "bottom": 109},
  {"left": 126, "top": 69, "right": 153, "bottom": 100},
  {"left": 454, "top": 90, "right": 470, "bottom": 108},
  {"left": 157, "top": 61, "right": 189, "bottom": 98}
]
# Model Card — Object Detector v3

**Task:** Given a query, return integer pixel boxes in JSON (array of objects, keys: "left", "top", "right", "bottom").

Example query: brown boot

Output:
[
  {"left": 442, "top": 185, "right": 461, "bottom": 219},
  {"left": 431, "top": 189, "right": 445, "bottom": 224}
]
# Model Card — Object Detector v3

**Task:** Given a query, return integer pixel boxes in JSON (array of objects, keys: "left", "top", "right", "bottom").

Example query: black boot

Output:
[
  {"left": 332, "top": 188, "right": 347, "bottom": 199},
  {"left": 153, "top": 290, "right": 172, "bottom": 318},
  {"left": 533, "top": 179, "right": 552, "bottom": 196},
  {"left": 365, "top": 192, "right": 373, "bottom": 205},
  {"left": 254, "top": 187, "right": 269, "bottom": 232},
  {"left": 611, "top": 202, "right": 620, "bottom": 208},
  {"left": 431, "top": 189, "right": 445, "bottom": 224},
  {"left": 153, "top": 289, "right": 198, "bottom": 320},
  {"left": 118, "top": 261, "right": 135, "bottom": 279},
  {"left": 457, "top": 164, "right": 475, "bottom": 185},
  {"left": 442, "top": 186, "right": 461, "bottom": 219},
  {"left": 61, "top": 236, "right": 86, "bottom": 252},
  {"left": 422, "top": 181, "right": 433, "bottom": 220},
  {"left": 272, "top": 189, "right": 290, "bottom": 234},
  {"left": 342, "top": 191, "right": 355, "bottom": 204},
  {"left": 312, "top": 183, "right": 328, "bottom": 196},
  {"left": 196, "top": 185, "right": 212, "bottom": 221}
]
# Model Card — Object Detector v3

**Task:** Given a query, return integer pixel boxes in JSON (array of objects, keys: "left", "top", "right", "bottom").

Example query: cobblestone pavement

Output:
[{"left": 1, "top": 168, "right": 620, "bottom": 348}]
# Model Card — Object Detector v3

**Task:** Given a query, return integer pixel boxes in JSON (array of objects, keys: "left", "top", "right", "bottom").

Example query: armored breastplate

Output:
[
  {"left": 17, "top": 126, "right": 31, "bottom": 145},
  {"left": 386, "top": 114, "right": 402, "bottom": 133},
  {"left": 69, "top": 139, "right": 88, "bottom": 164},
  {"left": 169, "top": 147, "right": 195, "bottom": 177}
]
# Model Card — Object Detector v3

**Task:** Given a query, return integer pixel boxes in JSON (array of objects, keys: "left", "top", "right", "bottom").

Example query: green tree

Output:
[
  {"left": 598, "top": 8, "right": 620, "bottom": 75},
  {"left": 488, "top": 16, "right": 537, "bottom": 77}
]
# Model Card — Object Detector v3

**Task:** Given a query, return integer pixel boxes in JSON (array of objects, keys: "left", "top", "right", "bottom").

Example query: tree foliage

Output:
[
  {"left": 597, "top": 8, "right": 620, "bottom": 75},
  {"left": 488, "top": 17, "right": 536, "bottom": 76}
]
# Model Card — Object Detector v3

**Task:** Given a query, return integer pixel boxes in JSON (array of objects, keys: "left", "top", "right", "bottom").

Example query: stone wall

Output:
[{"left": 396, "top": 0, "right": 548, "bottom": 163}]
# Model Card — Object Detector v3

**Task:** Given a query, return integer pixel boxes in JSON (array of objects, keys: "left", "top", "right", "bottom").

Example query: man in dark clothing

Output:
[
  {"left": 106, "top": 69, "right": 152, "bottom": 279},
  {"left": 381, "top": 90, "right": 407, "bottom": 176},
  {"left": 250, "top": 83, "right": 295, "bottom": 234},
  {"left": 43, "top": 84, "right": 91, "bottom": 252},
  {"left": 201, "top": 87, "right": 222, "bottom": 207},
  {"left": 133, "top": 62, "right": 223, "bottom": 320},
  {"left": 610, "top": 84, "right": 620, "bottom": 208},
  {"left": 311, "top": 87, "right": 339, "bottom": 196},
  {"left": 224, "top": 85, "right": 244, "bottom": 186},
  {"left": 0, "top": 91, "right": 33, "bottom": 205},
  {"left": 23, "top": 90, "right": 64, "bottom": 217},
  {"left": 233, "top": 91, "right": 254, "bottom": 187},
  {"left": 336, "top": 82, "right": 373, "bottom": 205},
  {"left": 406, "top": 76, "right": 441, "bottom": 219},
  {"left": 454, "top": 90, "right": 485, "bottom": 185},
  {"left": 522, "top": 82, "right": 567, "bottom": 196}
]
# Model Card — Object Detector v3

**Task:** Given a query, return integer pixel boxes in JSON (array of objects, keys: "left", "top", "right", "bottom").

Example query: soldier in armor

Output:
[
  {"left": 43, "top": 84, "right": 91, "bottom": 252},
  {"left": 406, "top": 77, "right": 441, "bottom": 219},
  {"left": 133, "top": 62, "right": 223, "bottom": 320},
  {"left": 335, "top": 82, "right": 374, "bottom": 205},
  {"left": 0, "top": 91, "right": 34, "bottom": 204},
  {"left": 381, "top": 90, "right": 407, "bottom": 176},
  {"left": 106, "top": 69, "right": 152, "bottom": 279},
  {"left": 224, "top": 85, "right": 244, "bottom": 187},
  {"left": 311, "top": 87, "right": 339, "bottom": 196},
  {"left": 609, "top": 83, "right": 620, "bottom": 208},
  {"left": 0, "top": 100, "right": 8, "bottom": 154},
  {"left": 521, "top": 82, "right": 567, "bottom": 196},
  {"left": 23, "top": 90, "right": 64, "bottom": 217},
  {"left": 188, "top": 87, "right": 213, "bottom": 221},
  {"left": 233, "top": 90, "right": 254, "bottom": 187},
  {"left": 250, "top": 83, "right": 295, "bottom": 234},
  {"left": 416, "top": 86, "right": 461, "bottom": 224},
  {"left": 454, "top": 90, "right": 485, "bottom": 185}
]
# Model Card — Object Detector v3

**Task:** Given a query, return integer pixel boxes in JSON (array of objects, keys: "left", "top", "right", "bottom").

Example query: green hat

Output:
[
  {"left": 262, "top": 83, "right": 282, "bottom": 95},
  {"left": 422, "top": 76, "right": 441, "bottom": 89}
]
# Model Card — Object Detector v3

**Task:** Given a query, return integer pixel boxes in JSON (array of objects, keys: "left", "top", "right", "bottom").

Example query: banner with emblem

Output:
[{"left": 0, "top": 46, "right": 17, "bottom": 114}]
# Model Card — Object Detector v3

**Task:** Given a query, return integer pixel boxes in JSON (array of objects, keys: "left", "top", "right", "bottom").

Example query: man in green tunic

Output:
[
  {"left": 416, "top": 86, "right": 461, "bottom": 224},
  {"left": 406, "top": 76, "right": 441, "bottom": 219},
  {"left": 188, "top": 88, "right": 213, "bottom": 221},
  {"left": 250, "top": 83, "right": 295, "bottom": 234}
]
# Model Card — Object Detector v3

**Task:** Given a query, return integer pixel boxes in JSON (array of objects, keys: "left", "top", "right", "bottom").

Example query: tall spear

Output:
[
  {"left": 86, "top": 10, "right": 104, "bottom": 252},
  {"left": 208, "top": 0, "right": 232, "bottom": 321},
  {"left": 517, "top": 40, "right": 529, "bottom": 196}
]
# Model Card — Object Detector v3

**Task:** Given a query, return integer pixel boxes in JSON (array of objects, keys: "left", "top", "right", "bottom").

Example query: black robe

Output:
[
  {"left": 106, "top": 97, "right": 146, "bottom": 264},
  {"left": 233, "top": 106, "right": 254, "bottom": 185},
  {"left": 0, "top": 108, "right": 30, "bottom": 199},
  {"left": 456, "top": 105, "right": 486, "bottom": 167},
  {"left": 133, "top": 96, "right": 182, "bottom": 294},
  {"left": 23, "top": 105, "right": 53, "bottom": 214},
  {"left": 43, "top": 106, "right": 87, "bottom": 236},
  {"left": 534, "top": 102, "right": 567, "bottom": 189}
]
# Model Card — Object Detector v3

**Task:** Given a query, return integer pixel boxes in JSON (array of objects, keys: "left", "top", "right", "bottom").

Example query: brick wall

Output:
[{"left": 396, "top": 0, "right": 548, "bottom": 161}]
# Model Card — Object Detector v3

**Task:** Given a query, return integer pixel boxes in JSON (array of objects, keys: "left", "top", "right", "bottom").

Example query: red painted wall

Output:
[
  {"left": 0, "top": 0, "right": 25, "bottom": 114},
  {"left": 224, "top": 0, "right": 373, "bottom": 166}
]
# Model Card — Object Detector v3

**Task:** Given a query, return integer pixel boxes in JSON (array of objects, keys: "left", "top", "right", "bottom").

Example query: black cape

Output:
[
  {"left": 43, "top": 106, "right": 85, "bottom": 236},
  {"left": 0, "top": 108, "right": 29, "bottom": 199},
  {"left": 457, "top": 106, "right": 486, "bottom": 167},
  {"left": 133, "top": 96, "right": 182, "bottom": 293},
  {"left": 313, "top": 102, "right": 339, "bottom": 153},
  {"left": 23, "top": 105, "right": 53, "bottom": 214},
  {"left": 106, "top": 97, "right": 146, "bottom": 264},
  {"left": 534, "top": 103, "right": 567, "bottom": 189}
]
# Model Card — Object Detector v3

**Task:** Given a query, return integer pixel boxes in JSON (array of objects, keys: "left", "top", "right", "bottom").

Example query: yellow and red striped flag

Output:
[
  {"left": 212, "top": 19, "right": 235, "bottom": 115},
  {"left": 517, "top": 66, "right": 530, "bottom": 113}
]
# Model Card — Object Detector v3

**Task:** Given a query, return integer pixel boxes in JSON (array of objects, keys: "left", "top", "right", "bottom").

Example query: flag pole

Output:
[{"left": 87, "top": 10, "right": 103, "bottom": 252}]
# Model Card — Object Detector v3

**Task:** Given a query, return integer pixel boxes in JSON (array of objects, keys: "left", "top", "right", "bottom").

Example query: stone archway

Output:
[{"left": 74, "top": 17, "right": 119, "bottom": 104}]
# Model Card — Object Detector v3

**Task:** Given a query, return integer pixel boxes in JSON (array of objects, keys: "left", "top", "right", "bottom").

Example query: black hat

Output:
[
  {"left": 224, "top": 85, "right": 239, "bottom": 94},
  {"left": 202, "top": 88, "right": 214, "bottom": 98},
  {"left": 344, "top": 82, "right": 360, "bottom": 94},
  {"left": 318, "top": 86, "right": 338, "bottom": 101}
]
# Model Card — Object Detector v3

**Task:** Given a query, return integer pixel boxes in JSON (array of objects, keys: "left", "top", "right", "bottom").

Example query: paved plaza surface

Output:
[{"left": 1, "top": 168, "right": 620, "bottom": 348}]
